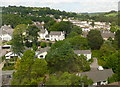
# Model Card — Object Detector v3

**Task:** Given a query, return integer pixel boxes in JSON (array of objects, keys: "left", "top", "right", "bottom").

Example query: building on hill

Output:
[
  {"left": 101, "top": 32, "right": 115, "bottom": 40},
  {"left": 45, "top": 31, "right": 65, "bottom": 41},
  {"left": 35, "top": 47, "right": 50, "bottom": 59},
  {"left": 76, "top": 69, "right": 113, "bottom": 86},
  {"left": 74, "top": 50, "right": 92, "bottom": 60},
  {"left": 0, "top": 25, "right": 14, "bottom": 42},
  {"left": 38, "top": 29, "right": 48, "bottom": 40}
]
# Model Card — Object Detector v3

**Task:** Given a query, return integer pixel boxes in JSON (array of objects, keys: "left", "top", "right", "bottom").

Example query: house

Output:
[
  {"left": 81, "top": 26, "right": 90, "bottom": 32},
  {"left": 5, "top": 52, "right": 19, "bottom": 59},
  {"left": 0, "top": 25, "right": 14, "bottom": 41},
  {"left": 45, "top": 31, "right": 65, "bottom": 41},
  {"left": 36, "top": 47, "right": 50, "bottom": 59},
  {"left": 76, "top": 69, "right": 113, "bottom": 86},
  {"left": 101, "top": 32, "right": 115, "bottom": 40},
  {"left": 38, "top": 29, "right": 48, "bottom": 39},
  {"left": 74, "top": 50, "right": 92, "bottom": 60}
]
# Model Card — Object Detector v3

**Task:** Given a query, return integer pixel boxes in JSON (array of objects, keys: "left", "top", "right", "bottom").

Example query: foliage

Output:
[
  {"left": 46, "top": 41, "right": 90, "bottom": 73},
  {"left": 87, "top": 30, "right": 104, "bottom": 50},
  {"left": 49, "top": 21, "right": 73, "bottom": 34},
  {"left": 40, "top": 42, "right": 47, "bottom": 48},
  {"left": 67, "top": 35, "right": 89, "bottom": 50},
  {"left": 115, "top": 30, "right": 120, "bottom": 49},
  {"left": 11, "top": 24, "right": 27, "bottom": 56},
  {"left": 12, "top": 50, "right": 48, "bottom": 85},
  {"left": 45, "top": 72, "right": 93, "bottom": 86}
]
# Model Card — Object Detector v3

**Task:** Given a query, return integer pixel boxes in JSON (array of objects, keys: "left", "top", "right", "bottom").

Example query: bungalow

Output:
[
  {"left": 101, "top": 32, "right": 115, "bottom": 40},
  {"left": 35, "top": 47, "right": 50, "bottom": 59},
  {"left": 5, "top": 52, "right": 19, "bottom": 59},
  {"left": 76, "top": 69, "right": 113, "bottom": 86},
  {"left": 45, "top": 31, "right": 65, "bottom": 41},
  {"left": 74, "top": 50, "right": 92, "bottom": 60}
]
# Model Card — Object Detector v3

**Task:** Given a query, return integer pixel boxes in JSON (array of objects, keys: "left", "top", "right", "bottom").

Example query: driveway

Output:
[{"left": 90, "top": 58, "right": 99, "bottom": 71}]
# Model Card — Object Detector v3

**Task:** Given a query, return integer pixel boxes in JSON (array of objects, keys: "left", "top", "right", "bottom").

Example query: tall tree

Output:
[
  {"left": 12, "top": 24, "right": 27, "bottom": 56},
  {"left": 26, "top": 25, "right": 40, "bottom": 47},
  {"left": 12, "top": 50, "right": 48, "bottom": 85},
  {"left": 115, "top": 30, "right": 120, "bottom": 49},
  {"left": 87, "top": 30, "right": 103, "bottom": 50}
]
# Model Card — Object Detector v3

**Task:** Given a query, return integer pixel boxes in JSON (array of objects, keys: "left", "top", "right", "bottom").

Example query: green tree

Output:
[
  {"left": 12, "top": 50, "right": 48, "bottom": 85},
  {"left": 49, "top": 21, "right": 73, "bottom": 34},
  {"left": 11, "top": 24, "right": 27, "bottom": 56},
  {"left": 45, "top": 72, "right": 93, "bottom": 86},
  {"left": 26, "top": 25, "right": 40, "bottom": 46},
  {"left": 87, "top": 30, "right": 104, "bottom": 50},
  {"left": 40, "top": 42, "right": 47, "bottom": 48},
  {"left": 115, "top": 30, "right": 120, "bottom": 48},
  {"left": 67, "top": 35, "right": 89, "bottom": 50}
]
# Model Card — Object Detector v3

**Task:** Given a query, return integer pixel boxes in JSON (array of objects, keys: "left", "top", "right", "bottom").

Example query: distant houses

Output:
[{"left": 74, "top": 50, "right": 92, "bottom": 60}]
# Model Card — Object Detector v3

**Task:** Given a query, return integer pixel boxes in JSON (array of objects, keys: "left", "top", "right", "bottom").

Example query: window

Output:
[{"left": 40, "top": 55, "right": 43, "bottom": 58}]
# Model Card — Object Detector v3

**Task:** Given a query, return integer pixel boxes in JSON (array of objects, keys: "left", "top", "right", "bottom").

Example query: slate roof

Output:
[
  {"left": 1, "top": 25, "right": 13, "bottom": 30},
  {"left": 49, "top": 31, "right": 62, "bottom": 36},
  {"left": 101, "top": 32, "right": 115, "bottom": 38},
  {"left": 36, "top": 47, "right": 50, "bottom": 55},
  {"left": 0, "top": 29, "right": 14, "bottom": 36},
  {"left": 78, "top": 69, "right": 113, "bottom": 83},
  {"left": 40, "top": 29, "right": 46, "bottom": 33},
  {"left": 74, "top": 50, "right": 91, "bottom": 54}
]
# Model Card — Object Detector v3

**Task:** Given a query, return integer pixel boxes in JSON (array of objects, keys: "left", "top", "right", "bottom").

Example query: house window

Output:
[
  {"left": 40, "top": 55, "right": 43, "bottom": 58},
  {"left": 97, "top": 82, "right": 101, "bottom": 85}
]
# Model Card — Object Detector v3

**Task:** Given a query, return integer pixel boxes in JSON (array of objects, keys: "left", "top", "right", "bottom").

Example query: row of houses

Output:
[{"left": 56, "top": 18, "right": 111, "bottom": 32}]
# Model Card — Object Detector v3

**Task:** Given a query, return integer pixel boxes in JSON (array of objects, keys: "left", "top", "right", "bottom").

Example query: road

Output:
[{"left": 90, "top": 58, "right": 99, "bottom": 71}]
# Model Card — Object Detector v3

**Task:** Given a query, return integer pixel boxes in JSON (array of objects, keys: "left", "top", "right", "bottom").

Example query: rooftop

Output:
[
  {"left": 74, "top": 50, "right": 91, "bottom": 54},
  {"left": 36, "top": 47, "right": 50, "bottom": 55},
  {"left": 101, "top": 32, "right": 115, "bottom": 38},
  {"left": 49, "top": 31, "right": 62, "bottom": 35},
  {"left": 77, "top": 69, "right": 113, "bottom": 83}
]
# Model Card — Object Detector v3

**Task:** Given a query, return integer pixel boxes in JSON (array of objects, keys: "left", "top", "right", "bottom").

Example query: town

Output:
[{"left": 0, "top": 6, "right": 120, "bottom": 86}]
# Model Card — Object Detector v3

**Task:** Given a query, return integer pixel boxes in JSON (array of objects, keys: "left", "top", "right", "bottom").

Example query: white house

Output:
[
  {"left": 74, "top": 50, "right": 92, "bottom": 60},
  {"left": 38, "top": 29, "right": 48, "bottom": 39},
  {"left": 0, "top": 25, "right": 14, "bottom": 41},
  {"left": 36, "top": 47, "right": 50, "bottom": 59},
  {"left": 76, "top": 69, "right": 113, "bottom": 86},
  {"left": 45, "top": 31, "right": 65, "bottom": 41},
  {"left": 81, "top": 27, "right": 90, "bottom": 32},
  {"left": 5, "top": 52, "right": 19, "bottom": 59}
]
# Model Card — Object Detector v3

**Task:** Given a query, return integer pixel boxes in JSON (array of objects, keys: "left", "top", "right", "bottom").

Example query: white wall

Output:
[
  {"left": 78, "top": 54, "right": 91, "bottom": 60},
  {"left": 1, "top": 34, "right": 12, "bottom": 41},
  {"left": 37, "top": 52, "right": 47, "bottom": 59}
]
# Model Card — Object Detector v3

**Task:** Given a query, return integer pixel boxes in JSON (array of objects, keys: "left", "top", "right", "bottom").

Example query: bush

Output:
[{"left": 40, "top": 42, "right": 47, "bottom": 48}]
